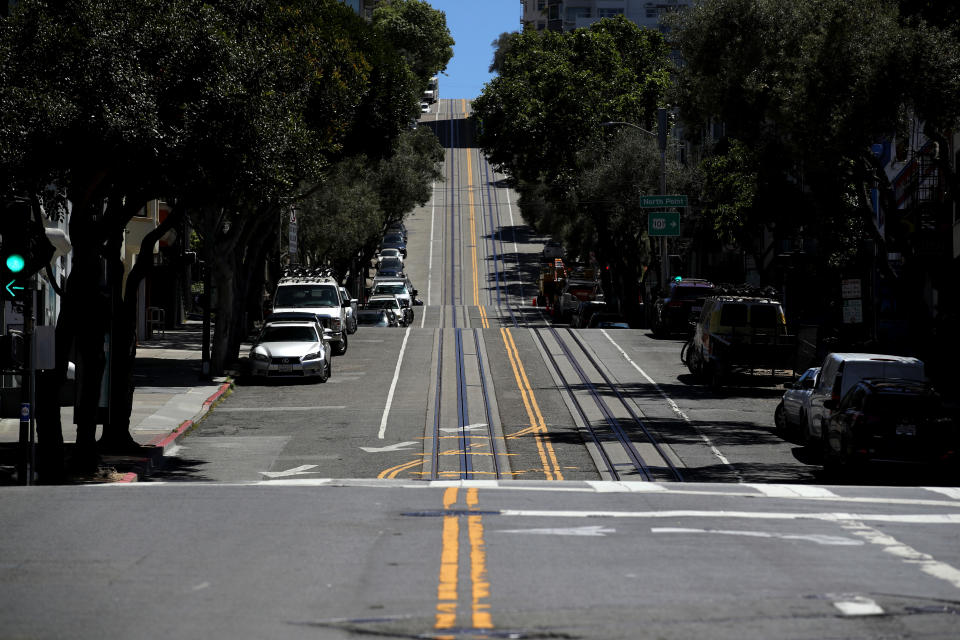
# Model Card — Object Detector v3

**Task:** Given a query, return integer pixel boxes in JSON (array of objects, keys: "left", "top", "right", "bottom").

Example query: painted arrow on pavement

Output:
[
  {"left": 360, "top": 441, "right": 419, "bottom": 453},
  {"left": 260, "top": 464, "right": 319, "bottom": 478}
]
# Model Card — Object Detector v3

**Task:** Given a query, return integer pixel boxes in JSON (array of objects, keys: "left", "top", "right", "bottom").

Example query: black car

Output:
[
  {"left": 822, "top": 378, "right": 959, "bottom": 473},
  {"left": 380, "top": 232, "right": 407, "bottom": 258},
  {"left": 652, "top": 278, "right": 715, "bottom": 337}
]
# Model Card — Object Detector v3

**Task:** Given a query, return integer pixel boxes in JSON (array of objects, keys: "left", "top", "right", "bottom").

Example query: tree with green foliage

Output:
[
  {"left": 372, "top": 0, "right": 454, "bottom": 85},
  {"left": 296, "top": 126, "right": 443, "bottom": 275},
  {"left": 670, "top": 0, "right": 960, "bottom": 277},
  {"left": 0, "top": 0, "right": 430, "bottom": 479},
  {"left": 473, "top": 16, "right": 669, "bottom": 196},
  {"left": 472, "top": 16, "right": 672, "bottom": 317}
]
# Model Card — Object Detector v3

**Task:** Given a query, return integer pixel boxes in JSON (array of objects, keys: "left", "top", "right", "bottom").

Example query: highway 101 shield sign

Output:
[{"left": 648, "top": 211, "right": 680, "bottom": 237}]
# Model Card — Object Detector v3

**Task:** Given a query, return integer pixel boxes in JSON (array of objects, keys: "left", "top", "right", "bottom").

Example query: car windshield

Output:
[
  {"left": 368, "top": 299, "right": 398, "bottom": 309},
  {"left": 274, "top": 285, "right": 338, "bottom": 308},
  {"left": 259, "top": 325, "right": 318, "bottom": 343},
  {"left": 374, "top": 284, "right": 406, "bottom": 295},
  {"left": 383, "top": 234, "right": 404, "bottom": 244}
]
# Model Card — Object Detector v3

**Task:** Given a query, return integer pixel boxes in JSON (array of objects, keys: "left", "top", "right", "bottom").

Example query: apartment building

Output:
[{"left": 522, "top": 0, "right": 693, "bottom": 32}]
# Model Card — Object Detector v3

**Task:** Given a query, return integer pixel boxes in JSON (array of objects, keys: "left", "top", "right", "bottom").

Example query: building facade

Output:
[{"left": 522, "top": 0, "right": 693, "bottom": 32}]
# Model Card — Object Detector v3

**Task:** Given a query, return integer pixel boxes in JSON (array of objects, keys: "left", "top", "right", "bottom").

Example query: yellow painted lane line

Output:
[
  {"left": 467, "top": 144, "right": 480, "bottom": 309},
  {"left": 500, "top": 328, "right": 563, "bottom": 480},
  {"left": 435, "top": 487, "right": 460, "bottom": 632},
  {"left": 466, "top": 488, "right": 493, "bottom": 630}
]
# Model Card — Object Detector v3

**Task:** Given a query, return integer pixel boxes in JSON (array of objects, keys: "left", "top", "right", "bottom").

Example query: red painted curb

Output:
[{"left": 148, "top": 381, "right": 231, "bottom": 450}]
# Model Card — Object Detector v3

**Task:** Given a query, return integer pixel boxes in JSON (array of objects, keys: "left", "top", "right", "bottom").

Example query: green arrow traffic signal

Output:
[{"left": 5, "top": 253, "right": 25, "bottom": 273}]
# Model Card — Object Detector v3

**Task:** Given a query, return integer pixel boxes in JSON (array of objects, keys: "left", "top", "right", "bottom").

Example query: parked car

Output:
[
  {"left": 339, "top": 287, "right": 358, "bottom": 334},
  {"left": 805, "top": 353, "right": 926, "bottom": 444},
  {"left": 386, "top": 221, "right": 408, "bottom": 240},
  {"left": 272, "top": 275, "right": 349, "bottom": 355},
  {"left": 586, "top": 313, "right": 630, "bottom": 329},
  {"left": 365, "top": 295, "right": 407, "bottom": 326},
  {"left": 821, "top": 378, "right": 958, "bottom": 474},
  {"left": 380, "top": 232, "right": 407, "bottom": 258},
  {"left": 652, "top": 278, "right": 715, "bottom": 337},
  {"left": 420, "top": 102, "right": 430, "bottom": 113},
  {"left": 377, "top": 248, "right": 403, "bottom": 264},
  {"left": 376, "top": 257, "right": 406, "bottom": 278},
  {"left": 541, "top": 241, "right": 564, "bottom": 261},
  {"left": 248, "top": 320, "right": 332, "bottom": 382},
  {"left": 356, "top": 309, "right": 396, "bottom": 327},
  {"left": 774, "top": 367, "right": 820, "bottom": 434},
  {"left": 371, "top": 279, "right": 416, "bottom": 325},
  {"left": 571, "top": 301, "right": 607, "bottom": 328}
]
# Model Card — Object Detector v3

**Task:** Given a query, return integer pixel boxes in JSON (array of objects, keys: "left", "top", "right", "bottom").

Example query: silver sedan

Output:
[
  {"left": 248, "top": 321, "right": 332, "bottom": 382},
  {"left": 775, "top": 367, "right": 819, "bottom": 434}
]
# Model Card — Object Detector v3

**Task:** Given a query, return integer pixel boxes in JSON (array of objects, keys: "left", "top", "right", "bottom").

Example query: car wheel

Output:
[
  {"left": 774, "top": 402, "right": 787, "bottom": 432},
  {"left": 335, "top": 332, "right": 348, "bottom": 356},
  {"left": 318, "top": 360, "right": 329, "bottom": 383}
]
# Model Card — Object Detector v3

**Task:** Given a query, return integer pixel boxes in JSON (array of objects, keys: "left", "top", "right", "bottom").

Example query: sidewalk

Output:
[{"left": 0, "top": 320, "right": 232, "bottom": 485}]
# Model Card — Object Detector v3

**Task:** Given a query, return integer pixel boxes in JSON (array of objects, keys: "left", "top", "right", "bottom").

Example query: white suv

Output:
[{"left": 272, "top": 276, "right": 349, "bottom": 355}]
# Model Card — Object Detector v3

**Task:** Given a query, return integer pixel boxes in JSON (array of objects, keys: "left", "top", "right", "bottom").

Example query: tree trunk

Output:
[{"left": 99, "top": 208, "right": 183, "bottom": 452}]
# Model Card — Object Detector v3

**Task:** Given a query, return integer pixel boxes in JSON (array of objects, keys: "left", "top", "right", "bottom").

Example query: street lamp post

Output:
[{"left": 601, "top": 108, "right": 669, "bottom": 294}]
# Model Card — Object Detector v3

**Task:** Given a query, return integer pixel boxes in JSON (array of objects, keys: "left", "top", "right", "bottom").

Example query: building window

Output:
[
  {"left": 598, "top": 8, "right": 624, "bottom": 18},
  {"left": 537, "top": 0, "right": 546, "bottom": 9},
  {"left": 566, "top": 6, "right": 592, "bottom": 20}
]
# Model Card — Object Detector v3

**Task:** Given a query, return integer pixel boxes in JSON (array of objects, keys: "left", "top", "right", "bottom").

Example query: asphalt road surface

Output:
[{"left": 3, "top": 99, "right": 959, "bottom": 640}]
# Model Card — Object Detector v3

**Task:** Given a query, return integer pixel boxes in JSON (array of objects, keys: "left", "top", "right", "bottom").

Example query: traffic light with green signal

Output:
[{"left": 0, "top": 202, "right": 56, "bottom": 300}]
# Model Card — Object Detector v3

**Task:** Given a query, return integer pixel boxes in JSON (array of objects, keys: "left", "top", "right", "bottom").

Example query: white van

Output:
[{"left": 805, "top": 353, "right": 925, "bottom": 442}]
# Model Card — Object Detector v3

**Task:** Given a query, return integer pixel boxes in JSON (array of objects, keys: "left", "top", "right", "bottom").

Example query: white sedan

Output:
[{"left": 248, "top": 321, "right": 332, "bottom": 382}]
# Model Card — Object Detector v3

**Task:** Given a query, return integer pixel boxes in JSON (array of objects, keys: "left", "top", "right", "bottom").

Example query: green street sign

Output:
[
  {"left": 648, "top": 211, "right": 680, "bottom": 237},
  {"left": 639, "top": 195, "right": 687, "bottom": 208}
]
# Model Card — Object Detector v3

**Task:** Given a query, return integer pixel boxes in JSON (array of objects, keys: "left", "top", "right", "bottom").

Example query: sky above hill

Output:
[{"left": 429, "top": 0, "right": 523, "bottom": 100}]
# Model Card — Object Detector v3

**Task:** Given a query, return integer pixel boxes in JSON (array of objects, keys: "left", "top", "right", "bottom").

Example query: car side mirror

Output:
[
  {"left": 350, "top": 298, "right": 358, "bottom": 305},
  {"left": 412, "top": 289, "right": 418, "bottom": 296}
]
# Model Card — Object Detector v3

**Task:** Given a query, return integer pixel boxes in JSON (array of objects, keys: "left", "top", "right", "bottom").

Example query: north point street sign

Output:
[
  {"left": 648, "top": 211, "right": 680, "bottom": 237},
  {"left": 639, "top": 195, "right": 687, "bottom": 208}
]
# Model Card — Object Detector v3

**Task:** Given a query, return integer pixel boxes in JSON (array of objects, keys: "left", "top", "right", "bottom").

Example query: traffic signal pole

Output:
[{"left": 17, "top": 275, "right": 35, "bottom": 485}]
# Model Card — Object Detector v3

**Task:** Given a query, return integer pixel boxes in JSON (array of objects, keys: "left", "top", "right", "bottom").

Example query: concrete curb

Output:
[{"left": 117, "top": 380, "right": 234, "bottom": 483}]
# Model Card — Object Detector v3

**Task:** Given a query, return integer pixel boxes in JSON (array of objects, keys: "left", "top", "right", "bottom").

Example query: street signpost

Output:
[
  {"left": 639, "top": 195, "right": 687, "bottom": 208},
  {"left": 648, "top": 211, "right": 680, "bottom": 237}
]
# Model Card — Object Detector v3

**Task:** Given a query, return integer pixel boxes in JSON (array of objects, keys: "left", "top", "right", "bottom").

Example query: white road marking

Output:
[
  {"left": 216, "top": 406, "right": 346, "bottom": 412},
  {"left": 378, "top": 326, "right": 412, "bottom": 439},
  {"left": 927, "top": 487, "right": 960, "bottom": 500},
  {"left": 832, "top": 596, "right": 885, "bottom": 616},
  {"left": 497, "top": 509, "right": 960, "bottom": 524},
  {"left": 747, "top": 484, "right": 838, "bottom": 499},
  {"left": 497, "top": 526, "right": 616, "bottom": 537},
  {"left": 439, "top": 423, "right": 487, "bottom": 433},
  {"left": 840, "top": 518, "right": 960, "bottom": 590},
  {"left": 360, "top": 441, "right": 419, "bottom": 453},
  {"left": 600, "top": 330, "right": 739, "bottom": 477},
  {"left": 259, "top": 465, "right": 319, "bottom": 478},
  {"left": 652, "top": 527, "right": 863, "bottom": 546},
  {"left": 424, "top": 180, "right": 436, "bottom": 316},
  {"left": 587, "top": 480, "right": 667, "bottom": 493}
]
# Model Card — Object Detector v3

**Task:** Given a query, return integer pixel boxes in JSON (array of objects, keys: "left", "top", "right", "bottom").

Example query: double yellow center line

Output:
[{"left": 435, "top": 487, "right": 492, "bottom": 635}]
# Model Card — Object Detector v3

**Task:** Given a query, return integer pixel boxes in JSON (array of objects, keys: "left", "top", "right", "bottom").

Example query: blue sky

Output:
[{"left": 429, "top": 0, "right": 523, "bottom": 99}]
